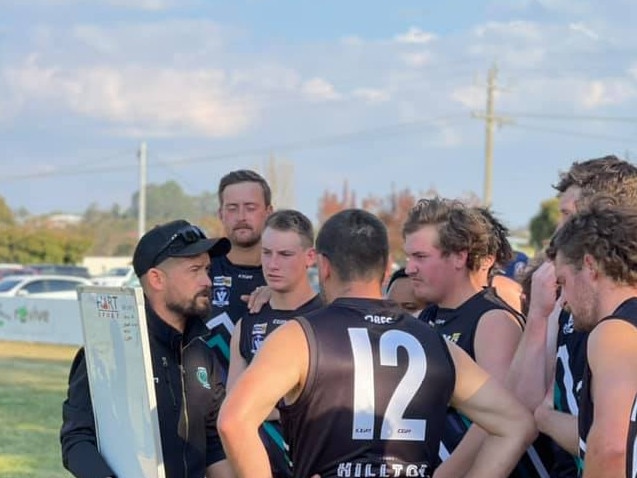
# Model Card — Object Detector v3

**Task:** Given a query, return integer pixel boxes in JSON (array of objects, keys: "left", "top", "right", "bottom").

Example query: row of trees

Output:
[{"left": 0, "top": 180, "right": 560, "bottom": 265}]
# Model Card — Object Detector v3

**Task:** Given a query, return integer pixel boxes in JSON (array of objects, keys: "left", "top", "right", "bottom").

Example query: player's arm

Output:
[
  {"left": 435, "top": 309, "right": 523, "bottom": 476},
  {"left": 507, "top": 261, "right": 560, "bottom": 410},
  {"left": 218, "top": 320, "right": 308, "bottom": 478},
  {"left": 582, "top": 319, "right": 637, "bottom": 478},
  {"left": 533, "top": 383, "right": 579, "bottom": 455},
  {"left": 226, "top": 319, "right": 247, "bottom": 391},
  {"left": 60, "top": 348, "right": 116, "bottom": 478},
  {"left": 442, "top": 342, "right": 537, "bottom": 478}
]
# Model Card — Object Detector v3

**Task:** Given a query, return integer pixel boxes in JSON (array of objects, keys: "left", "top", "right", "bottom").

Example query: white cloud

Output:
[
  {"left": 104, "top": 0, "right": 178, "bottom": 10},
  {"left": 4, "top": 59, "right": 259, "bottom": 137},
  {"left": 569, "top": 22, "right": 600, "bottom": 41},
  {"left": 301, "top": 77, "right": 341, "bottom": 101},
  {"left": 474, "top": 20, "right": 543, "bottom": 41},
  {"left": 450, "top": 85, "right": 484, "bottom": 110},
  {"left": 400, "top": 52, "right": 432, "bottom": 68},
  {"left": 394, "top": 27, "right": 437, "bottom": 45},
  {"left": 580, "top": 79, "right": 637, "bottom": 108},
  {"left": 352, "top": 88, "right": 391, "bottom": 104}
]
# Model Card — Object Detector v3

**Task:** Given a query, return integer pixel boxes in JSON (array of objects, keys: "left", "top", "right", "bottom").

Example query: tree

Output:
[
  {"left": 0, "top": 195, "right": 15, "bottom": 226},
  {"left": 529, "top": 197, "right": 560, "bottom": 250}
]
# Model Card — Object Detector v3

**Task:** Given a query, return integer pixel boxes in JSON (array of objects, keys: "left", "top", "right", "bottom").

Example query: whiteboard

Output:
[{"left": 77, "top": 285, "right": 166, "bottom": 478}]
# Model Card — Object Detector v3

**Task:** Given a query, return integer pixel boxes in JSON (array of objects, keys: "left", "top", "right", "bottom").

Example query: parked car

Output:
[
  {"left": 91, "top": 266, "right": 135, "bottom": 287},
  {"left": 0, "top": 266, "right": 37, "bottom": 280},
  {"left": 0, "top": 275, "right": 93, "bottom": 299},
  {"left": 28, "top": 264, "right": 91, "bottom": 279}
]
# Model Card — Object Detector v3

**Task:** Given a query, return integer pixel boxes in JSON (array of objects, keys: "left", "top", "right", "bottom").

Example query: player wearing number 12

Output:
[{"left": 219, "top": 209, "right": 536, "bottom": 478}]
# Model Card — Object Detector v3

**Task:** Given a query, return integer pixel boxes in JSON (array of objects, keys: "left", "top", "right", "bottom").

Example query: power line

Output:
[
  {"left": 508, "top": 122, "right": 637, "bottom": 144},
  {"left": 503, "top": 113, "right": 637, "bottom": 123},
  {"left": 0, "top": 114, "right": 469, "bottom": 182}
]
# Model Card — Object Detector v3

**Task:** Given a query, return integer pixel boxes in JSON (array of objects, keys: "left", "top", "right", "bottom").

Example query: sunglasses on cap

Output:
[{"left": 151, "top": 225, "right": 207, "bottom": 267}]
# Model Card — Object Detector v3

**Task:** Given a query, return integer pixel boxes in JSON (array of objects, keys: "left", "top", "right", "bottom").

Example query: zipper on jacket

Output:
[
  {"left": 161, "top": 356, "right": 178, "bottom": 410},
  {"left": 180, "top": 342, "right": 189, "bottom": 478}
]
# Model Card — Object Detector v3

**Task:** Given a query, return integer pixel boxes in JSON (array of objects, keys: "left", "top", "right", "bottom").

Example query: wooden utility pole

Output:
[{"left": 472, "top": 64, "right": 511, "bottom": 207}]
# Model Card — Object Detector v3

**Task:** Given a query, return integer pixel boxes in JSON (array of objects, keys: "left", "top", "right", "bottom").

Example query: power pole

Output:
[
  {"left": 138, "top": 142, "right": 147, "bottom": 239},
  {"left": 472, "top": 64, "right": 511, "bottom": 207}
]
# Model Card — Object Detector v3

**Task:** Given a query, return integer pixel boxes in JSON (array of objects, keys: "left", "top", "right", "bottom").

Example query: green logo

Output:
[{"left": 196, "top": 367, "right": 211, "bottom": 389}]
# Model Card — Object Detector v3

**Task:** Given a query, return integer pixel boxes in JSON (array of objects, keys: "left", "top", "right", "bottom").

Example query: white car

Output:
[
  {"left": 91, "top": 266, "right": 135, "bottom": 287},
  {"left": 0, "top": 275, "right": 93, "bottom": 299}
]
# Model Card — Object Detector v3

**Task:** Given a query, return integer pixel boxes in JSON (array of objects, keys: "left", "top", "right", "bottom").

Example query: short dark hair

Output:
[
  {"left": 547, "top": 202, "right": 637, "bottom": 286},
  {"left": 476, "top": 207, "right": 514, "bottom": 268},
  {"left": 218, "top": 169, "right": 272, "bottom": 207},
  {"left": 554, "top": 156, "right": 637, "bottom": 209},
  {"left": 265, "top": 209, "right": 314, "bottom": 249},
  {"left": 316, "top": 209, "right": 388, "bottom": 283},
  {"left": 402, "top": 197, "right": 491, "bottom": 272},
  {"left": 387, "top": 267, "right": 408, "bottom": 291}
]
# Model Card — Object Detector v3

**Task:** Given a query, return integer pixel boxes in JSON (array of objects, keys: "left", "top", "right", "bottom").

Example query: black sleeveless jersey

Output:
[
  {"left": 236, "top": 294, "right": 322, "bottom": 478},
  {"left": 205, "top": 255, "right": 265, "bottom": 383},
  {"left": 627, "top": 394, "right": 637, "bottom": 478},
  {"left": 422, "top": 288, "right": 553, "bottom": 478},
  {"left": 279, "top": 298, "right": 456, "bottom": 478},
  {"left": 239, "top": 295, "right": 323, "bottom": 364},
  {"left": 579, "top": 298, "right": 637, "bottom": 465},
  {"left": 553, "top": 309, "right": 587, "bottom": 476}
]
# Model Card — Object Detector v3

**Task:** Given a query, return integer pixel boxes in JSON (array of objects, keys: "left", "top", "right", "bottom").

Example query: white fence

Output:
[{"left": 0, "top": 297, "right": 83, "bottom": 346}]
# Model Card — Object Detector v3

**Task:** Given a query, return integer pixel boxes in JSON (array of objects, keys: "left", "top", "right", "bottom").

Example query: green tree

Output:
[
  {"left": 129, "top": 181, "right": 196, "bottom": 223},
  {"left": 0, "top": 195, "right": 15, "bottom": 226},
  {"left": 529, "top": 197, "right": 560, "bottom": 250}
]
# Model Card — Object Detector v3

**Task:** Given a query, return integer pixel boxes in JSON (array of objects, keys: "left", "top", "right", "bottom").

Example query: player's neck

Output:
[
  {"left": 437, "top": 276, "right": 482, "bottom": 309},
  {"left": 329, "top": 281, "right": 383, "bottom": 302},
  {"left": 269, "top": 283, "right": 316, "bottom": 310},
  {"left": 595, "top": 281, "right": 637, "bottom": 324},
  {"left": 227, "top": 242, "right": 261, "bottom": 267}
]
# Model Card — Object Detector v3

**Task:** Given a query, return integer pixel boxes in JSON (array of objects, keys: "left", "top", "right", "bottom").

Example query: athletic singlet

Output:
[
  {"left": 553, "top": 309, "right": 587, "bottom": 476},
  {"left": 422, "top": 287, "right": 553, "bottom": 478},
  {"left": 579, "top": 298, "right": 637, "bottom": 472},
  {"left": 280, "top": 298, "right": 456, "bottom": 478},
  {"left": 206, "top": 255, "right": 265, "bottom": 383},
  {"left": 236, "top": 294, "right": 323, "bottom": 478}
]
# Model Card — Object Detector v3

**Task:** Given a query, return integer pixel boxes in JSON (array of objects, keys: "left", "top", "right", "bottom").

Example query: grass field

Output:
[{"left": 0, "top": 341, "right": 79, "bottom": 478}]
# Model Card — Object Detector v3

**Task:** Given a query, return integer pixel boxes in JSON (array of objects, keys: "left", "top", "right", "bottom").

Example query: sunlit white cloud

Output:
[{"left": 394, "top": 27, "right": 437, "bottom": 45}]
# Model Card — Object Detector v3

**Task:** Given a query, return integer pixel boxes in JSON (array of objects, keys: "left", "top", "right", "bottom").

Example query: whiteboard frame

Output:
[{"left": 77, "top": 285, "right": 166, "bottom": 478}]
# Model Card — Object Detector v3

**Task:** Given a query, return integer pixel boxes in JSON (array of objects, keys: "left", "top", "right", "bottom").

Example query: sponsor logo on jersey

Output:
[
  {"left": 213, "top": 287, "right": 230, "bottom": 307},
  {"left": 336, "top": 462, "right": 430, "bottom": 477},
  {"left": 213, "top": 276, "right": 232, "bottom": 287},
  {"left": 238, "top": 273, "right": 253, "bottom": 280},
  {"left": 562, "top": 314, "right": 574, "bottom": 335},
  {"left": 196, "top": 366, "right": 211, "bottom": 389},
  {"left": 443, "top": 332, "right": 462, "bottom": 344},
  {"left": 364, "top": 314, "right": 395, "bottom": 324},
  {"left": 272, "top": 318, "right": 288, "bottom": 325},
  {"left": 251, "top": 322, "right": 268, "bottom": 354},
  {"left": 433, "top": 318, "right": 446, "bottom": 326}
]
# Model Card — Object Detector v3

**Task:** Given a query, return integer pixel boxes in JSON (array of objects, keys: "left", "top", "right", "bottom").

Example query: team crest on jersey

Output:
[
  {"left": 443, "top": 332, "right": 462, "bottom": 344},
  {"left": 251, "top": 323, "right": 268, "bottom": 354},
  {"left": 196, "top": 367, "right": 211, "bottom": 389},
  {"left": 213, "top": 287, "right": 230, "bottom": 307},
  {"left": 213, "top": 276, "right": 232, "bottom": 287},
  {"left": 562, "top": 314, "right": 574, "bottom": 335}
]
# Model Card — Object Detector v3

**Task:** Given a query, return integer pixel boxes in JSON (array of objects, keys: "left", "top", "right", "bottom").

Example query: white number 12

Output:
[{"left": 348, "top": 328, "right": 427, "bottom": 441}]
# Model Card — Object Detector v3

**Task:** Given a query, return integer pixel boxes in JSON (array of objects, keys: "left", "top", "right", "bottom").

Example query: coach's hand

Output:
[{"left": 240, "top": 286, "right": 271, "bottom": 313}]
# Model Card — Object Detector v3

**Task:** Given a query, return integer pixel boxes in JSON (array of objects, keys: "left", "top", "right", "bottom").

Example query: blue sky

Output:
[{"left": 1, "top": 0, "right": 636, "bottom": 228}]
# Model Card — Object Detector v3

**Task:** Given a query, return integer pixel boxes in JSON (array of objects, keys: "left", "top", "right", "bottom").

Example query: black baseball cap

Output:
[{"left": 133, "top": 219, "right": 231, "bottom": 277}]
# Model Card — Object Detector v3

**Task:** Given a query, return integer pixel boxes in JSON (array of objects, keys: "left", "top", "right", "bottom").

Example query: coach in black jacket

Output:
[{"left": 60, "top": 220, "right": 234, "bottom": 478}]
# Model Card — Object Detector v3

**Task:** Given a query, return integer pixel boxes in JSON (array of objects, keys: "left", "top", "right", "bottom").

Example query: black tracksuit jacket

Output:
[{"left": 60, "top": 304, "right": 226, "bottom": 478}]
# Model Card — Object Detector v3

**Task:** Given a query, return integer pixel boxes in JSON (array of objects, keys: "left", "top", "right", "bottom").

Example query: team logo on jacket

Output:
[
  {"left": 251, "top": 323, "right": 268, "bottom": 355},
  {"left": 196, "top": 367, "right": 211, "bottom": 389},
  {"left": 212, "top": 276, "right": 232, "bottom": 307}
]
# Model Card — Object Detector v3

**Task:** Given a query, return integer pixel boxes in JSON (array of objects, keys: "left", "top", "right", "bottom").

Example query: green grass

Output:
[{"left": 0, "top": 341, "right": 78, "bottom": 478}]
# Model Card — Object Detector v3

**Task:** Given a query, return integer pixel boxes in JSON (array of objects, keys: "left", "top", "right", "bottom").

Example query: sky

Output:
[{"left": 1, "top": 0, "right": 637, "bottom": 229}]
